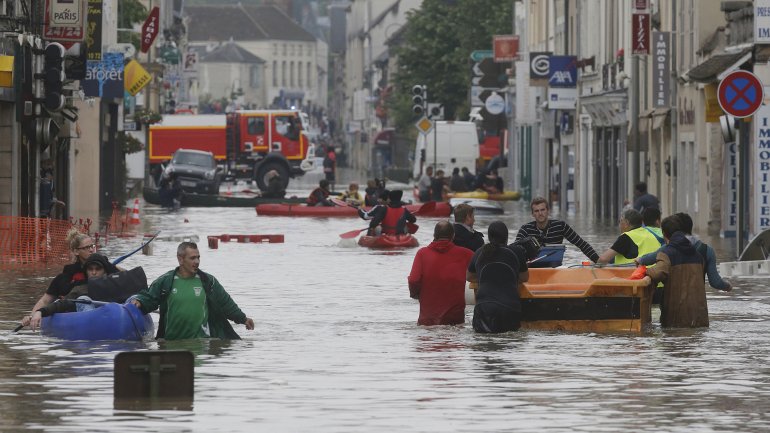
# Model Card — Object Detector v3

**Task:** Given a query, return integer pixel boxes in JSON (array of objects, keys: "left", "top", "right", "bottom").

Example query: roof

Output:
[
  {"left": 243, "top": 5, "right": 316, "bottom": 42},
  {"left": 686, "top": 48, "right": 751, "bottom": 83},
  {"left": 185, "top": 5, "right": 316, "bottom": 43},
  {"left": 202, "top": 43, "right": 265, "bottom": 64},
  {"left": 185, "top": 5, "right": 268, "bottom": 42}
]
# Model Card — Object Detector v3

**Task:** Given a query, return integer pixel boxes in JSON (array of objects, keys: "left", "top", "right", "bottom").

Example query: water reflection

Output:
[{"left": 0, "top": 188, "right": 768, "bottom": 432}]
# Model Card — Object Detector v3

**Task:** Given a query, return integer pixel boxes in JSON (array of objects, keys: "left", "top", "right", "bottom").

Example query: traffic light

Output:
[
  {"left": 43, "top": 42, "right": 65, "bottom": 112},
  {"left": 412, "top": 84, "right": 426, "bottom": 116}
]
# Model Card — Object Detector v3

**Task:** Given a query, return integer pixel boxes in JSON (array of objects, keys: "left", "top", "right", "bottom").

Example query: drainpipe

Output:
[{"left": 669, "top": 0, "right": 678, "bottom": 212}]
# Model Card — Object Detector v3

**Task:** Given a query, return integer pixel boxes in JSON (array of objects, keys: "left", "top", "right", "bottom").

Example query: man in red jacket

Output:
[{"left": 408, "top": 221, "right": 474, "bottom": 325}]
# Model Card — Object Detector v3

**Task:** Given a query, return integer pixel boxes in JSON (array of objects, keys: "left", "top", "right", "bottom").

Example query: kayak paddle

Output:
[{"left": 112, "top": 231, "right": 161, "bottom": 265}]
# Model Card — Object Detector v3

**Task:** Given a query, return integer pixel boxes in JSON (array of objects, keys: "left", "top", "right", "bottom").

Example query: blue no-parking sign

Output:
[{"left": 718, "top": 70, "right": 763, "bottom": 118}]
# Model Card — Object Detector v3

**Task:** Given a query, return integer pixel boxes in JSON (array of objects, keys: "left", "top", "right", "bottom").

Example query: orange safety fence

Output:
[
  {"left": 0, "top": 216, "right": 80, "bottom": 266},
  {"left": 103, "top": 201, "right": 138, "bottom": 236}
]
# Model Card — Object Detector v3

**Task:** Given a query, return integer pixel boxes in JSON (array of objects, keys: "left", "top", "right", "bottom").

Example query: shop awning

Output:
[{"left": 686, "top": 48, "right": 751, "bottom": 83}]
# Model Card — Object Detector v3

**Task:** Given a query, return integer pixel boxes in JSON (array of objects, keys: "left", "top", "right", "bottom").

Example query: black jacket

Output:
[{"left": 453, "top": 224, "right": 484, "bottom": 252}]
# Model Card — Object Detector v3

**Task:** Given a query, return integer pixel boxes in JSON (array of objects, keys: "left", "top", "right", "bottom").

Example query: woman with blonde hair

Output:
[{"left": 19, "top": 228, "right": 117, "bottom": 328}]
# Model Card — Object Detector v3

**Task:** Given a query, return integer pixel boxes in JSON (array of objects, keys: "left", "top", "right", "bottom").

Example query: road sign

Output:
[
  {"left": 485, "top": 92, "right": 505, "bottom": 115},
  {"left": 718, "top": 70, "right": 764, "bottom": 118},
  {"left": 472, "top": 57, "right": 508, "bottom": 88},
  {"left": 470, "top": 50, "right": 493, "bottom": 62},
  {"left": 141, "top": 7, "right": 160, "bottom": 53},
  {"left": 415, "top": 116, "right": 434, "bottom": 135}
]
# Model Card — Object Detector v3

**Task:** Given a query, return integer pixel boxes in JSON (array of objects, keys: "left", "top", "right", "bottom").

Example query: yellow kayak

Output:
[{"left": 448, "top": 190, "right": 521, "bottom": 201}]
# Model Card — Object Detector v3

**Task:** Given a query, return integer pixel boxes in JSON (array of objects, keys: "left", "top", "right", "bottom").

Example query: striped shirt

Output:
[{"left": 515, "top": 219, "right": 600, "bottom": 262}]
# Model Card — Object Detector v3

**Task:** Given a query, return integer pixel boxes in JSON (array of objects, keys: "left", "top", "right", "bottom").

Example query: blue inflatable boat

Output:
[
  {"left": 528, "top": 245, "right": 567, "bottom": 268},
  {"left": 40, "top": 302, "right": 154, "bottom": 341}
]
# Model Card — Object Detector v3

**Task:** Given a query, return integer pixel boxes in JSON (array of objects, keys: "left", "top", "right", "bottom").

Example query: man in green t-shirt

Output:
[{"left": 131, "top": 242, "right": 255, "bottom": 340}]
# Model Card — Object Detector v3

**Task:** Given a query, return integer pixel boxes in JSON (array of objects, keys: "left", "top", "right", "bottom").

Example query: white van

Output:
[{"left": 413, "top": 121, "right": 480, "bottom": 178}]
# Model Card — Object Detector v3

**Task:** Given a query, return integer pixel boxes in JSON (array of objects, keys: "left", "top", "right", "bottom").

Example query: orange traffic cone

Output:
[{"left": 130, "top": 199, "right": 141, "bottom": 225}]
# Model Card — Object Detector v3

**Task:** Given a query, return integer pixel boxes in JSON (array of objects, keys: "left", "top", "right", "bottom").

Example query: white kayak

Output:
[{"left": 448, "top": 198, "right": 504, "bottom": 214}]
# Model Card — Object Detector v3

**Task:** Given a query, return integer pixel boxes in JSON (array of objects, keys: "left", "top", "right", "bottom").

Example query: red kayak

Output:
[
  {"left": 358, "top": 234, "right": 419, "bottom": 249},
  {"left": 255, "top": 202, "right": 451, "bottom": 218}
]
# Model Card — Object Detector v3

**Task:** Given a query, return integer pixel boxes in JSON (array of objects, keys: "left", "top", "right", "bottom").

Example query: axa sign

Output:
[{"left": 548, "top": 55, "right": 577, "bottom": 88}]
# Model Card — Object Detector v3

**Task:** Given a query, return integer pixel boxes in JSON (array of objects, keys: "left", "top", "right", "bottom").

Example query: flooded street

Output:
[{"left": 1, "top": 176, "right": 769, "bottom": 432}]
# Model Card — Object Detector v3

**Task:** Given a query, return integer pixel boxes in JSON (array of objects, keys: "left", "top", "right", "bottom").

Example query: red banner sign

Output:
[
  {"left": 493, "top": 35, "right": 520, "bottom": 63},
  {"left": 632, "top": 13, "right": 650, "bottom": 55},
  {"left": 141, "top": 7, "right": 160, "bottom": 53}
]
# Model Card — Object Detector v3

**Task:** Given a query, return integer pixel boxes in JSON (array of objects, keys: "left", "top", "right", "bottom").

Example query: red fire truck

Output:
[{"left": 148, "top": 110, "right": 315, "bottom": 191}]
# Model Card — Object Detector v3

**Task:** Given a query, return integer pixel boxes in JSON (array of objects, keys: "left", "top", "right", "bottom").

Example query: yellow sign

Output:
[
  {"left": 704, "top": 83, "right": 722, "bottom": 123},
  {"left": 415, "top": 116, "right": 434, "bottom": 134},
  {"left": 0, "top": 55, "right": 13, "bottom": 88},
  {"left": 124, "top": 59, "right": 151, "bottom": 96}
]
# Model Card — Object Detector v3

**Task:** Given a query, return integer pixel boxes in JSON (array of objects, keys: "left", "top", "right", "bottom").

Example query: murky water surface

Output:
[{"left": 1, "top": 178, "right": 768, "bottom": 432}]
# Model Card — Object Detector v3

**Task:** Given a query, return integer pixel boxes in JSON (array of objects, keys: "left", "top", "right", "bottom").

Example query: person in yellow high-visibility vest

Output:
[{"left": 597, "top": 209, "right": 661, "bottom": 265}]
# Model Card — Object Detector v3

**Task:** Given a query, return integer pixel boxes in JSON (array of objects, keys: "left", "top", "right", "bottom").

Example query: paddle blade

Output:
[
  {"left": 340, "top": 228, "right": 367, "bottom": 239},
  {"left": 12, "top": 324, "right": 24, "bottom": 333},
  {"left": 331, "top": 197, "right": 351, "bottom": 207},
  {"left": 407, "top": 222, "right": 419, "bottom": 234},
  {"left": 415, "top": 201, "right": 437, "bottom": 215}
]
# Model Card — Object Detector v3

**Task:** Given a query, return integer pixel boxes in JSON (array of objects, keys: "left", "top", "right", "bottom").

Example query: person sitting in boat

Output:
[
  {"left": 364, "top": 179, "right": 379, "bottom": 206},
  {"left": 452, "top": 203, "right": 484, "bottom": 252},
  {"left": 481, "top": 169, "right": 504, "bottom": 194},
  {"left": 307, "top": 179, "right": 334, "bottom": 207},
  {"left": 515, "top": 196, "right": 600, "bottom": 263},
  {"left": 449, "top": 167, "right": 468, "bottom": 192},
  {"left": 467, "top": 221, "right": 529, "bottom": 333},
  {"left": 28, "top": 254, "right": 146, "bottom": 330},
  {"left": 20, "top": 229, "right": 120, "bottom": 329},
  {"left": 367, "top": 190, "right": 416, "bottom": 236},
  {"left": 131, "top": 241, "right": 255, "bottom": 340},
  {"left": 340, "top": 182, "right": 364, "bottom": 207},
  {"left": 358, "top": 189, "right": 389, "bottom": 223},
  {"left": 644, "top": 215, "right": 709, "bottom": 328},
  {"left": 262, "top": 170, "right": 286, "bottom": 199},
  {"left": 597, "top": 209, "right": 662, "bottom": 265},
  {"left": 430, "top": 170, "right": 448, "bottom": 202},
  {"left": 408, "top": 221, "right": 474, "bottom": 325},
  {"left": 636, "top": 212, "right": 732, "bottom": 293}
]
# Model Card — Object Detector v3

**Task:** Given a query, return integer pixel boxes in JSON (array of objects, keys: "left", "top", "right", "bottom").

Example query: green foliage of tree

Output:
[
  {"left": 118, "top": 0, "right": 147, "bottom": 51},
  {"left": 391, "top": 0, "right": 512, "bottom": 131}
]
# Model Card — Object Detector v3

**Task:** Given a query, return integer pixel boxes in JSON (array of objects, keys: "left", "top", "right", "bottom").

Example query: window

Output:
[
  {"left": 250, "top": 66, "right": 260, "bottom": 88},
  {"left": 298, "top": 62, "right": 303, "bottom": 88},
  {"left": 282, "top": 44, "right": 286, "bottom": 55},
  {"left": 247, "top": 117, "right": 265, "bottom": 135},
  {"left": 290, "top": 61, "right": 295, "bottom": 87},
  {"left": 272, "top": 61, "right": 277, "bottom": 86},
  {"left": 282, "top": 60, "right": 286, "bottom": 86},
  {"left": 273, "top": 43, "right": 278, "bottom": 55},
  {"left": 307, "top": 62, "right": 312, "bottom": 88}
]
